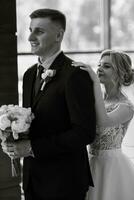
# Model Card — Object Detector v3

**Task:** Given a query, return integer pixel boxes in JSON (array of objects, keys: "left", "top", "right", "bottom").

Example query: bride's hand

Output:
[{"left": 72, "top": 61, "right": 99, "bottom": 83}]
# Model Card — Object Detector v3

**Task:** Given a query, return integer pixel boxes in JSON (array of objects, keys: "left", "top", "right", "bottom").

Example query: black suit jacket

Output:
[{"left": 22, "top": 52, "right": 96, "bottom": 198}]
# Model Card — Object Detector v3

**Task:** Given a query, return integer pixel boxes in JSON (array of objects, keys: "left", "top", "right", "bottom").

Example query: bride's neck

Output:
[{"left": 104, "top": 84, "right": 121, "bottom": 102}]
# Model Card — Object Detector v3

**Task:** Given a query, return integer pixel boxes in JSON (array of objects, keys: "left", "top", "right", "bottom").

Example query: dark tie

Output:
[{"left": 34, "top": 65, "right": 44, "bottom": 96}]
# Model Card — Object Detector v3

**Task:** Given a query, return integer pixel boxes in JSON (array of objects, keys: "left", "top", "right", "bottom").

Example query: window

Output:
[
  {"left": 16, "top": 0, "right": 134, "bottom": 163},
  {"left": 111, "top": 0, "right": 134, "bottom": 50},
  {"left": 16, "top": 0, "right": 101, "bottom": 52}
]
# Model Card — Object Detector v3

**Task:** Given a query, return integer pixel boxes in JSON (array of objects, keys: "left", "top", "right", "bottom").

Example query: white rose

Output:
[
  {"left": 41, "top": 69, "right": 56, "bottom": 79},
  {"left": 0, "top": 105, "right": 8, "bottom": 115},
  {"left": 11, "top": 119, "right": 30, "bottom": 139},
  {"left": 0, "top": 114, "right": 11, "bottom": 130}
]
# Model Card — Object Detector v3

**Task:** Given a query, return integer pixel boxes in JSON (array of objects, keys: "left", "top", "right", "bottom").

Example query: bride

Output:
[{"left": 72, "top": 49, "right": 134, "bottom": 200}]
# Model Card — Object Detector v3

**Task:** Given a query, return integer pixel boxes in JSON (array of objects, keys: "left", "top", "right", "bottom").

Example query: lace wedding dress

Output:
[{"left": 86, "top": 100, "right": 134, "bottom": 200}]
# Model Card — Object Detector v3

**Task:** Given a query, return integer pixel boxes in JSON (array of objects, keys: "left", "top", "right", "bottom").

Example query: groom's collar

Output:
[{"left": 38, "top": 50, "right": 61, "bottom": 70}]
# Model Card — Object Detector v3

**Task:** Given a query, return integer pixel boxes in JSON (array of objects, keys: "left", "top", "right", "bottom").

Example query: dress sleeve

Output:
[
  {"left": 96, "top": 100, "right": 134, "bottom": 128},
  {"left": 113, "top": 100, "right": 134, "bottom": 124},
  {"left": 119, "top": 100, "right": 134, "bottom": 116}
]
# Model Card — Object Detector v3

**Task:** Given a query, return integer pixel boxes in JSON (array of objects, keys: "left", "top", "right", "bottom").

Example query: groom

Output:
[{"left": 4, "top": 8, "right": 96, "bottom": 200}]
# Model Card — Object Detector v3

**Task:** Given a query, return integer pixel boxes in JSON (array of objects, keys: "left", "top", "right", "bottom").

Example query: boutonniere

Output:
[{"left": 40, "top": 69, "right": 56, "bottom": 91}]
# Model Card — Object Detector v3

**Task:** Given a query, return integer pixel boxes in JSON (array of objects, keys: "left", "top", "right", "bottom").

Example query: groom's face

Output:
[{"left": 28, "top": 17, "right": 61, "bottom": 59}]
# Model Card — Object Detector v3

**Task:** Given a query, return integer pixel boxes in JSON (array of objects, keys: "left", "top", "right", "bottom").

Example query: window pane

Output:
[
  {"left": 111, "top": 0, "right": 134, "bottom": 50},
  {"left": 16, "top": 0, "right": 101, "bottom": 52}
]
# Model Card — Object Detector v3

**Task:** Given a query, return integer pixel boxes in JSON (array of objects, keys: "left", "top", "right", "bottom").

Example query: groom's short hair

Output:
[{"left": 30, "top": 8, "right": 66, "bottom": 31}]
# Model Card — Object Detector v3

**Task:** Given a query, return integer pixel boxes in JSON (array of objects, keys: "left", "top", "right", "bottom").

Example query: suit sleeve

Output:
[{"left": 31, "top": 68, "right": 96, "bottom": 158}]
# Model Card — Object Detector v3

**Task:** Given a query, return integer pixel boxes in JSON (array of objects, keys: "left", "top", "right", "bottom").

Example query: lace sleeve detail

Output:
[{"left": 96, "top": 100, "right": 134, "bottom": 130}]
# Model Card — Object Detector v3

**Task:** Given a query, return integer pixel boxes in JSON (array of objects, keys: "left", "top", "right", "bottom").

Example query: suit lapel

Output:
[
  {"left": 24, "top": 64, "right": 37, "bottom": 107},
  {"left": 32, "top": 52, "right": 66, "bottom": 109},
  {"left": 49, "top": 51, "right": 65, "bottom": 71}
]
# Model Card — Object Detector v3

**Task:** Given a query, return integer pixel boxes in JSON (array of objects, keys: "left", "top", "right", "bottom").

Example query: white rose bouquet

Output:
[{"left": 0, "top": 104, "right": 34, "bottom": 176}]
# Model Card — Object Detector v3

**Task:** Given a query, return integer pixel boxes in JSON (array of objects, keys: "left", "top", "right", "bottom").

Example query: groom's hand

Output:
[{"left": 1, "top": 139, "right": 34, "bottom": 158}]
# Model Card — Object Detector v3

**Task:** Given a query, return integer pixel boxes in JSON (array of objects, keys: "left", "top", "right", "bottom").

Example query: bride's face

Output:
[{"left": 97, "top": 55, "right": 117, "bottom": 85}]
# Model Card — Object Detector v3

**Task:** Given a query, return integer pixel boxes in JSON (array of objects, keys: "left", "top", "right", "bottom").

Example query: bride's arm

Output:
[{"left": 72, "top": 62, "right": 134, "bottom": 127}]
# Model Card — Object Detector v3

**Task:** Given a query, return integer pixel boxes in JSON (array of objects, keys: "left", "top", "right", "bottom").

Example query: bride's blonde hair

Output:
[{"left": 100, "top": 49, "right": 134, "bottom": 88}]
